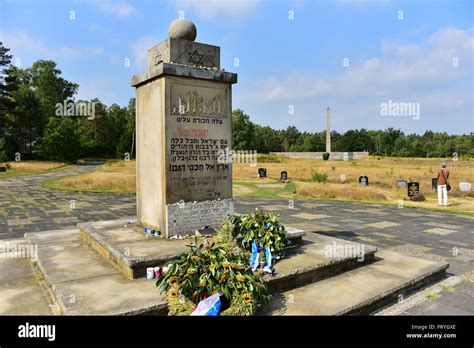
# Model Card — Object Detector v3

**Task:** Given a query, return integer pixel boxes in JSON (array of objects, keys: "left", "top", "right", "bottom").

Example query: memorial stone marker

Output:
[
  {"left": 258, "top": 168, "right": 267, "bottom": 178},
  {"left": 431, "top": 177, "right": 438, "bottom": 191},
  {"left": 407, "top": 182, "right": 420, "bottom": 197},
  {"left": 460, "top": 182, "right": 471, "bottom": 192},
  {"left": 396, "top": 179, "right": 407, "bottom": 189},
  {"left": 359, "top": 175, "right": 368, "bottom": 186},
  {"left": 131, "top": 19, "right": 237, "bottom": 237},
  {"left": 280, "top": 171, "right": 288, "bottom": 182}
]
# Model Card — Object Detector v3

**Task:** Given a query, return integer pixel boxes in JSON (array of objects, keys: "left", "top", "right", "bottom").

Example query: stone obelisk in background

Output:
[
  {"left": 326, "top": 106, "right": 331, "bottom": 153},
  {"left": 131, "top": 19, "right": 237, "bottom": 237}
]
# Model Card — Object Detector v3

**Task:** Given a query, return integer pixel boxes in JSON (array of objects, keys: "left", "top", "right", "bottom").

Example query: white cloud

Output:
[
  {"left": 131, "top": 35, "right": 158, "bottom": 67},
  {"left": 0, "top": 29, "right": 103, "bottom": 62},
  {"left": 241, "top": 26, "right": 473, "bottom": 133},
  {"left": 248, "top": 26, "right": 473, "bottom": 102},
  {"left": 76, "top": 76, "right": 116, "bottom": 104},
  {"left": 84, "top": 0, "right": 138, "bottom": 18},
  {"left": 170, "top": 0, "right": 261, "bottom": 21}
]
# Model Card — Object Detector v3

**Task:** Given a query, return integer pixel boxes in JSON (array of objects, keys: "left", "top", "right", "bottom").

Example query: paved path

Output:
[
  {"left": 1, "top": 168, "right": 473, "bottom": 315},
  {"left": 0, "top": 163, "right": 135, "bottom": 239},
  {"left": 237, "top": 198, "right": 474, "bottom": 315}
]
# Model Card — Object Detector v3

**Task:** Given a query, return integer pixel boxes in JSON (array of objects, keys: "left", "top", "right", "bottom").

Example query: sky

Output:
[{"left": 0, "top": 0, "right": 473, "bottom": 135}]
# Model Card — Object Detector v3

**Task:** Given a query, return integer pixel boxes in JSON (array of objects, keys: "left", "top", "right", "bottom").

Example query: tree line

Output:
[
  {"left": 232, "top": 110, "right": 473, "bottom": 158},
  {"left": 1, "top": 43, "right": 472, "bottom": 163},
  {"left": 0, "top": 43, "right": 135, "bottom": 162}
]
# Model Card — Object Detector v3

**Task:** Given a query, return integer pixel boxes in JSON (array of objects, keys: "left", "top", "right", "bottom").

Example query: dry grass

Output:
[
  {"left": 234, "top": 156, "right": 474, "bottom": 215},
  {"left": 41, "top": 156, "right": 474, "bottom": 215},
  {"left": 6, "top": 161, "right": 66, "bottom": 171},
  {"left": 42, "top": 160, "right": 135, "bottom": 194},
  {"left": 0, "top": 160, "right": 67, "bottom": 178},
  {"left": 297, "top": 182, "right": 388, "bottom": 201}
]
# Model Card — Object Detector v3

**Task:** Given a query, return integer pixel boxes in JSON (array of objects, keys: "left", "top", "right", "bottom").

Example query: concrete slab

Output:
[
  {"left": 0, "top": 257, "right": 35, "bottom": 284},
  {"left": 265, "top": 250, "right": 448, "bottom": 315},
  {"left": 35, "top": 239, "right": 120, "bottom": 284},
  {"left": 50, "top": 274, "right": 166, "bottom": 315},
  {"left": 0, "top": 248, "right": 53, "bottom": 315},
  {"left": 24, "top": 228, "right": 79, "bottom": 245},
  {"left": 0, "top": 281, "right": 53, "bottom": 315},
  {"left": 29, "top": 231, "right": 167, "bottom": 315},
  {"left": 266, "top": 233, "right": 376, "bottom": 293}
]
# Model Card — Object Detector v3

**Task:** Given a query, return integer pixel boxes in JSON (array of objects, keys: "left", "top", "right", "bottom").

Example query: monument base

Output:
[
  {"left": 5, "top": 220, "right": 448, "bottom": 315},
  {"left": 166, "top": 198, "right": 234, "bottom": 237},
  {"left": 78, "top": 217, "right": 306, "bottom": 279}
]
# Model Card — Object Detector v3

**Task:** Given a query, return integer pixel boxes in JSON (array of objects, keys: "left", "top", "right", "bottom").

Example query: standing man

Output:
[{"left": 437, "top": 162, "right": 450, "bottom": 207}]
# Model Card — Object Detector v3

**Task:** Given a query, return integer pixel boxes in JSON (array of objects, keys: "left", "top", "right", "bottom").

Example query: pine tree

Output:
[{"left": 0, "top": 42, "right": 20, "bottom": 160}]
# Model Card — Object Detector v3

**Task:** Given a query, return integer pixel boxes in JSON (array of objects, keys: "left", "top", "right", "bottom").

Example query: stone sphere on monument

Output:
[{"left": 168, "top": 19, "right": 197, "bottom": 41}]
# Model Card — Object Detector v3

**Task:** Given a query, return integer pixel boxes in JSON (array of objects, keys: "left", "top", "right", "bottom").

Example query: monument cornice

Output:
[{"left": 131, "top": 62, "right": 237, "bottom": 88}]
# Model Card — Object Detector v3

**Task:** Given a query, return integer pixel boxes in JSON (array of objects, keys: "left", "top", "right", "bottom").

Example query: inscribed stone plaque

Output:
[
  {"left": 407, "top": 182, "right": 420, "bottom": 197},
  {"left": 167, "top": 199, "right": 234, "bottom": 235},
  {"left": 165, "top": 78, "right": 232, "bottom": 204},
  {"left": 359, "top": 175, "right": 369, "bottom": 186}
]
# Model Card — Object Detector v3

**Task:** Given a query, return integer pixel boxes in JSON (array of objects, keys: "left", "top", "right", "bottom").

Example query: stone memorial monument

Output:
[
  {"left": 359, "top": 175, "right": 369, "bottom": 186},
  {"left": 131, "top": 19, "right": 237, "bottom": 237},
  {"left": 326, "top": 106, "right": 331, "bottom": 154},
  {"left": 407, "top": 182, "right": 420, "bottom": 197}
]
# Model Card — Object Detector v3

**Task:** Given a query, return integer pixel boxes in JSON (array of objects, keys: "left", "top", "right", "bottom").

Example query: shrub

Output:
[
  {"left": 409, "top": 193, "right": 426, "bottom": 201},
  {"left": 322, "top": 152, "right": 330, "bottom": 160},
  {"left": 310, "top": 170, "right": 328, "bottom": 183},
  {"left": 38, "top": 118, "right": 82, "bottom": 163},
  {"left": 0, "top": 138, "right": 7, "bottom": 162}
]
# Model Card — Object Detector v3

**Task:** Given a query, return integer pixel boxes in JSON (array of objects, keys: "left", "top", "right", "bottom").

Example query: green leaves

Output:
[
  {"left": 156, "top": 231, "right": 271, "bottom": 315},
  {"left": 230, "top": 209, "right": 288, "bottom": 252}
]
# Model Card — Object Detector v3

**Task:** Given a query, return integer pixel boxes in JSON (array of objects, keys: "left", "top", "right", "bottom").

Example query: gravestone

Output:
[
  {"left": 258, "top": 168, "right": 267, "bottom": 178},
  {"left": 0, "top": 166, "right": 6, "bottom": 172},
  {"left": 280, "top": 171, "right": 288, "bottom": 182},
  {"left": 396, "top": 179, "right": 407, "bottom": 189},
  {"left": 459, "top": 182, "right": 471, "bottom": 192},
  {"left": 131, "top": 19, "right": 237, "bottom": 237},
  {"left": 359, "top": 175, "right": 368, "bottom": 186},
  {"left": 431, "top": 177, "right": 438, "bottom": 191},
  {"left": 340, "top": 173, "right": 346, "bottom": 182},
  {"left": 407, "top": 182, "right": 420, "bottom": 197}
]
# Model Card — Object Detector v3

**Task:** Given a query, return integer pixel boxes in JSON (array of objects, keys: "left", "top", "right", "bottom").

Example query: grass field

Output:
[
  {"left": 40, "top": 156, "right": 474, "bottom": 215},
  {"left": 42, "top": 160, "right": 136, "bottom": 194},
  {"left": 0, "top": 161, "right": 68, "bottom": 178}
]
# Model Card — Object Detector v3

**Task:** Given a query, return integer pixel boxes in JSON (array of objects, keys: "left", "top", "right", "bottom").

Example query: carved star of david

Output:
[{"left": 188, "top": 50, "right": 204, "bottom": 65}]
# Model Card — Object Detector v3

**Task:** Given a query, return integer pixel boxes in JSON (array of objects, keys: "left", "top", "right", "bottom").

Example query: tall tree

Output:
[{"left": 0, "top": 42, "right": 20, "bottom": 160}]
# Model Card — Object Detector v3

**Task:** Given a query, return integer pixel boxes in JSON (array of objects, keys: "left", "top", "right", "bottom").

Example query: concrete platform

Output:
[
  {"left": 79, "top": 218, "right": 308, "bottom": 279},
  {"left": 20, "top": 226, "right": 378, "bottom": 315},
  {"left": 0, "top": 239, "right": 53, "bottom": 315},
  {"left": 24, "top": 230, "right": 167, "bottom": 315},
  {"left": 265, "top": 233, "right": 377, "bottom": 293},
  {"left": 263, "top": 250, "right": 449, "bottom": 315}
]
